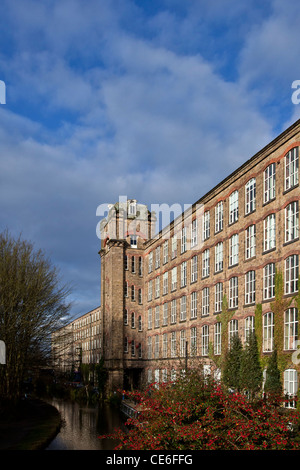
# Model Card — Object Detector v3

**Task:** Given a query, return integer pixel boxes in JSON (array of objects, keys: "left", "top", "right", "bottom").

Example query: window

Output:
[
  {"left": 138, "top": 257, "right": 142, "bottom": 276},
  {"left": 215, "top": 201, "right": 223, "bottom": 233},
  {"left": 229, "top": 190, "right": 239, "bottom": 224},
  {"left": 263, "top": 263, "right": 275, "bottom": 300},
  {"left": 228, "top": 320, "right": 238, "bottom": 347},
  {"left": 245, "top": 224, "right": 256, "bottom": 259},
  {"left": 202, "top": 249, "right": 210, "bottom": 277},
  {"left": 180, "top": 330, "right": 186, "bottom": 357},
  {"left": 214, "top": 322, "right": 222, "bottom": 355},
  {"left": 148, "top": 252, "right": 153, "bottom": 273},
  {"left": 130, "top": 235, "right": 137, "bottom": 248},
  {"left": 148, "top": 280, "right": 153, "bottom": 301},
  {"left": 131, "top": 256, "right": 135, "bottom": 273},
  {"left": 171, "top": 299, "right": 177, "bottom": 324},
  {"left": 191, "top": 219, "right": 198, "bottom": 248},
  {"left": 229, "top": 234, "right": 239, "bottom": 266},
  {"left": 171, "top": 236, "right": 177, "bottom": 259},
  {"left": 215, "top": 242, "right": 223, "bottom": 272},
  {"left": 202, "top": 211, "right": 210, "bottom": 240},
  {"left": 155, "top": 306, "right": 160, "bottom": 328},
  {"left": 138, "top": 288, "right": 142, "bottom": 304},
  {"left": 244, "top": 316, "right": 254, "bottom": 342},
  {"left": 131, "top": 312, "right": 135, "bottom": 328},
  {"left": 131, "top": 285, "right": 135, "bottom": 301},
  {"left": 264, "top": 214, "right": 276, "bottom": 251},
  {"left": 124, "top": 337, "right": 128, "bottom": 353},
  {"left": 124, "top": 255, "right": 128, "bottom": 270},
  {"left": 162, "top": 333, "right": 168, "bottom": 358},
  {"left": 163, "top": 302, "right": 168, "bottom": 326},
  {"left": 163, "top": 240, "right": 168, "bottom": 264},
  {"left": 155, "top": 276, "right": 160, "bottom": 298},
  {"left": 229, "top": 277, "right": 238, "bottom": 309},
  {"left": 155, "top": 246, "right": 160, "bottom": 269},
  {"left": 163, "top": 272, "right": 168, "bottom": 295},
  {"left": 201, "top": 325, "right": 209, "bottom": 356},
  {"left": 138, "top": 315, "right": 142, "bottom": 331},
  {"left": 190, "top": 327, "right": 197, "bottom": 356},
  {"left": 263, "top": 312, "right": 274, "bottom": 352},
  {"left": 148, "top": 308, "right": 152, "bottom": 330},
  {"left": 147, "top": 337, "right": 152, "bottom": 359},
  {"left": 180, "top": 296, "right": 187, "bottom": 321},
  {"left": 285, "top": 255, "right": 299, "bottom": 294},
  {"left": 171, "top": 332, "right": 176, "bottom": 357},
  {"left": 138, "top": 343, "right": 142, "bottom": 359},
  {"left": 284, "top": 308, "right": 298, "bottom": 350},
  {"left": 285, "top": 201, "right": 299, "bottom": 243},
  {"left": 191, "top": 255, "right": 198, "bottom": 283},
  {"left": 215, "top": 282, "right": 223, "bottom": 313},
  {"left": 181, "top": 227, "right": 187, "bottom": 253},
  {"left": 202, "top": 287, "right": 209, "bottom": 316},
  {"left": 154, "top": 335, "right": 159, "bottom": 358},
  {"left": 124, "top": 309, "right": 128, "bottom": 325},
  {"left": 171, "top": 266, "right": 177, "bottom": 291},
  {"left": 245, "top": 270, "right": 256, "bottom": 304},
  {"left": 264, "top": 163, "right": 276, "bottom": 203},
  {"left": 245, "top": 178, "right": 256, "bottom": 214},
  {"left": 181, "top": 261, "right": 187, "bottom": 287},
  {"left": 125, "top": 281, "right": 128, "bottom": 297},
  {"left": 131, "top": 340, "right": 135, "bottom": 356},
  {"left": 129, "top": 201, "right": 136, "bottom": 215},
  {"left": 285, "top": 147, "right": 299, "bottom": 191},
  {"left": 284, "top": 369, "right": 298, "bottom": 408},
  {"left": 191, "top": 291, "right": 198, "bottom": 319}
]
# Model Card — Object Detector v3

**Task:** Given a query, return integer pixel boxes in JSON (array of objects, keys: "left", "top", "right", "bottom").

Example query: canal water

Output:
[{"left": 45, "top": 398, "right": 125, "bottom": 450}]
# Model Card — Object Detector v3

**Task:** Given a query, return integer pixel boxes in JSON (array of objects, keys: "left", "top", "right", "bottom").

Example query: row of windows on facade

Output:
[
  {"left": 147, "top": 200, "right": 299, "bottom": 276},
  {"left": 145, "top": 367, "right": 298, "bottom": 408},
  {"left": 143, "top": 255, "right": 299, "bottom": 317},
  {"left": 124, "top": 307, "right": 298, "bottom": 360},
  {"left": 73, "top": 324, "right": 100, "bottom": 341},
  {"left": 124, "top": 256, "right": 298, "bottom": 326}
]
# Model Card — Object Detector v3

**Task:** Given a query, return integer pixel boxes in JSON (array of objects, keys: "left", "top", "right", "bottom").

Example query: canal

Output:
[{"left": 45, "top": 398, "right": 125, "bottom": 450}]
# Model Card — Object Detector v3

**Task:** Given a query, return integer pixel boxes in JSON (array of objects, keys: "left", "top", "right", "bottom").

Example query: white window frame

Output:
[
  {"left": 171, "top": 299, "right": 177, "bottom": 324},
  {"left": 202, "top": 249, "right": 210, "bottom": 277},
  {"left": 181, "top": 261, "right": 187, "bottom": 287},
  {"left": 191, "top": 255, "right": 198, "bottom": 283},
  {"left": 202, "top": 287, "right": 209, "bottom": 316},
  {"left": 190, "top": 327, "right": 197, "bottom": 356},
  {"left": 263, "top": 263, "right": 275, "bottom": 300},
  {"left": 215, "top": 201, "right": 223, "bottom": 233},
  {"left": 202, "top": 211, "right": 210, "bottom": 241},
  {"left": 202, "top": 325, "right": 209, "bottom": 356},
  {"left": 264, "top": 163, "right": 276, "bottom": 203},
  {"left": 229, "top": 276, "right": 238, "bottom": 309},
  {"left": 245, "top": 224, "right": 256, "bottom": 259},
  {"left": 229, "top": 233, "right": 239, "bottom": 266},
  {"left": 163, "top": 272, "right": 168, "bottom": 295},
  {"left": 284, "top": 308, "right": 298, "bottom": 350},
  {"left": 215, "top": 282, "right": 223, "bottom": 313},
  {"left": 181, "top": 227, "right": 187, "bottom": 254},
  {"left": 191, "top": 291, "right": 198, "bottom": 319},
  {"left": 285, "top": 147, "right": 299, "bottom": 191},
  {"left": 191, "top": 219, "right": 198, "bottom": 248},
  {"left": 285, "top": 254, "right": 299, "bottom": 294},
  {"left": 245, "top": 178, "right": 256, "bottom": 214},
  {"left": 284, "top": 369, "right": 298, "bottom": 408},
  {"left": 245, "top": 270, "right": 256, "bottom": 305},
  {"left": 215, "top": 242, "right": 223, "bottom": 272},
  {"left": 163, "top": 302, "right": 168, "bottom": 326},
  {"left": 171, "top": 266, "right": 177, "bottom": 291},
  {"left": 264, "top": 214, "right": 276, "bottom": 252},
  {"left": 214, "top": 322, "right": 221, "bottom": 356},
  {"left": 263, "top": 312, "right": 274, "bottom": 352},
  {"left": 285, "top": 201, "right": 299, "bottom": 243},
  {"left": 229, "top": 190, "right": 238, "bottom": 224},
  {"left": 148, "top": 308, "right": 152, "bottom": 330}
]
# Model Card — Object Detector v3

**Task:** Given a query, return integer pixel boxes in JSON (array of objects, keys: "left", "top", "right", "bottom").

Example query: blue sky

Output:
[{"left": 0, "top": 0, "right": 300, "bottom": 318}]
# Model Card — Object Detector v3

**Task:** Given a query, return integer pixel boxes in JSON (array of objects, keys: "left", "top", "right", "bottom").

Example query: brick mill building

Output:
[
  {"left": 54, "top": 119, "right": 300, "bottom": 402},
  {"left": 98, "top": 119, "right": 300, "bottom": 400}
]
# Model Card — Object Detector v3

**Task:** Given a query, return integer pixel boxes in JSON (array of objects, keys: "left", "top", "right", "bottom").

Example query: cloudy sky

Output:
[{"left": 0, "top": 0, "right": 300, "bottom": 319}]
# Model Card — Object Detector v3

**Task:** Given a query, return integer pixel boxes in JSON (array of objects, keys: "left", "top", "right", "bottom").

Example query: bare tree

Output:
[{"left": 0, "top": 231, "right": 72, "bottom": 402}]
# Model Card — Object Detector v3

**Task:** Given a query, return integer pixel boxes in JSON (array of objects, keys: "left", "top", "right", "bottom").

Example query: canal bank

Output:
[{"left": 0, "top": 398, "right": 62, "bottom": 450}]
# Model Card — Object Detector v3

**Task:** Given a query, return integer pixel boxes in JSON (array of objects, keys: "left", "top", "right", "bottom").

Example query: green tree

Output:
[
  {"left": 223, "top": 333, "right": 243, "bottom": 392},
  {"left": 264, "top": 348, "right": 282, "bottom": 400},
  {"left": 0, "top": 231, "right": 71, "bottom": 403},
  {"left": 240, "top": 330, "right": 262, "bottom": 399}
]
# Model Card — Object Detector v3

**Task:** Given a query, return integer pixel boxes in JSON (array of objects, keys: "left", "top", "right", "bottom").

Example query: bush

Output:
[{"left": 100, "top": 370, "right": 300, "bottom": 451}]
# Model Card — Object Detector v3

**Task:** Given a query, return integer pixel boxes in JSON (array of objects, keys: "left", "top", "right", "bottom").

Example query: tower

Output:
[{"left": 99, "top": 198, "right": 155, "bottom": 392}]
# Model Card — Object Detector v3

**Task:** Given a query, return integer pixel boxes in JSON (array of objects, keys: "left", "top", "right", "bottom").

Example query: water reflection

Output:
[{"left": 46, "top": 398, "right": 124, "bottom": 450}]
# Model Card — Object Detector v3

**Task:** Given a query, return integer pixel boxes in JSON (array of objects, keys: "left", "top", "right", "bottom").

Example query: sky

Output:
[{"left": 0, "top": 0, "right": 300, "bottom": 319}]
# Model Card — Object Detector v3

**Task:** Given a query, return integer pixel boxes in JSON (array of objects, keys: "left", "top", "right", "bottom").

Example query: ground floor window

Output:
[{"left": 284, "top": 369, "right": 298, "bottom": 408}]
